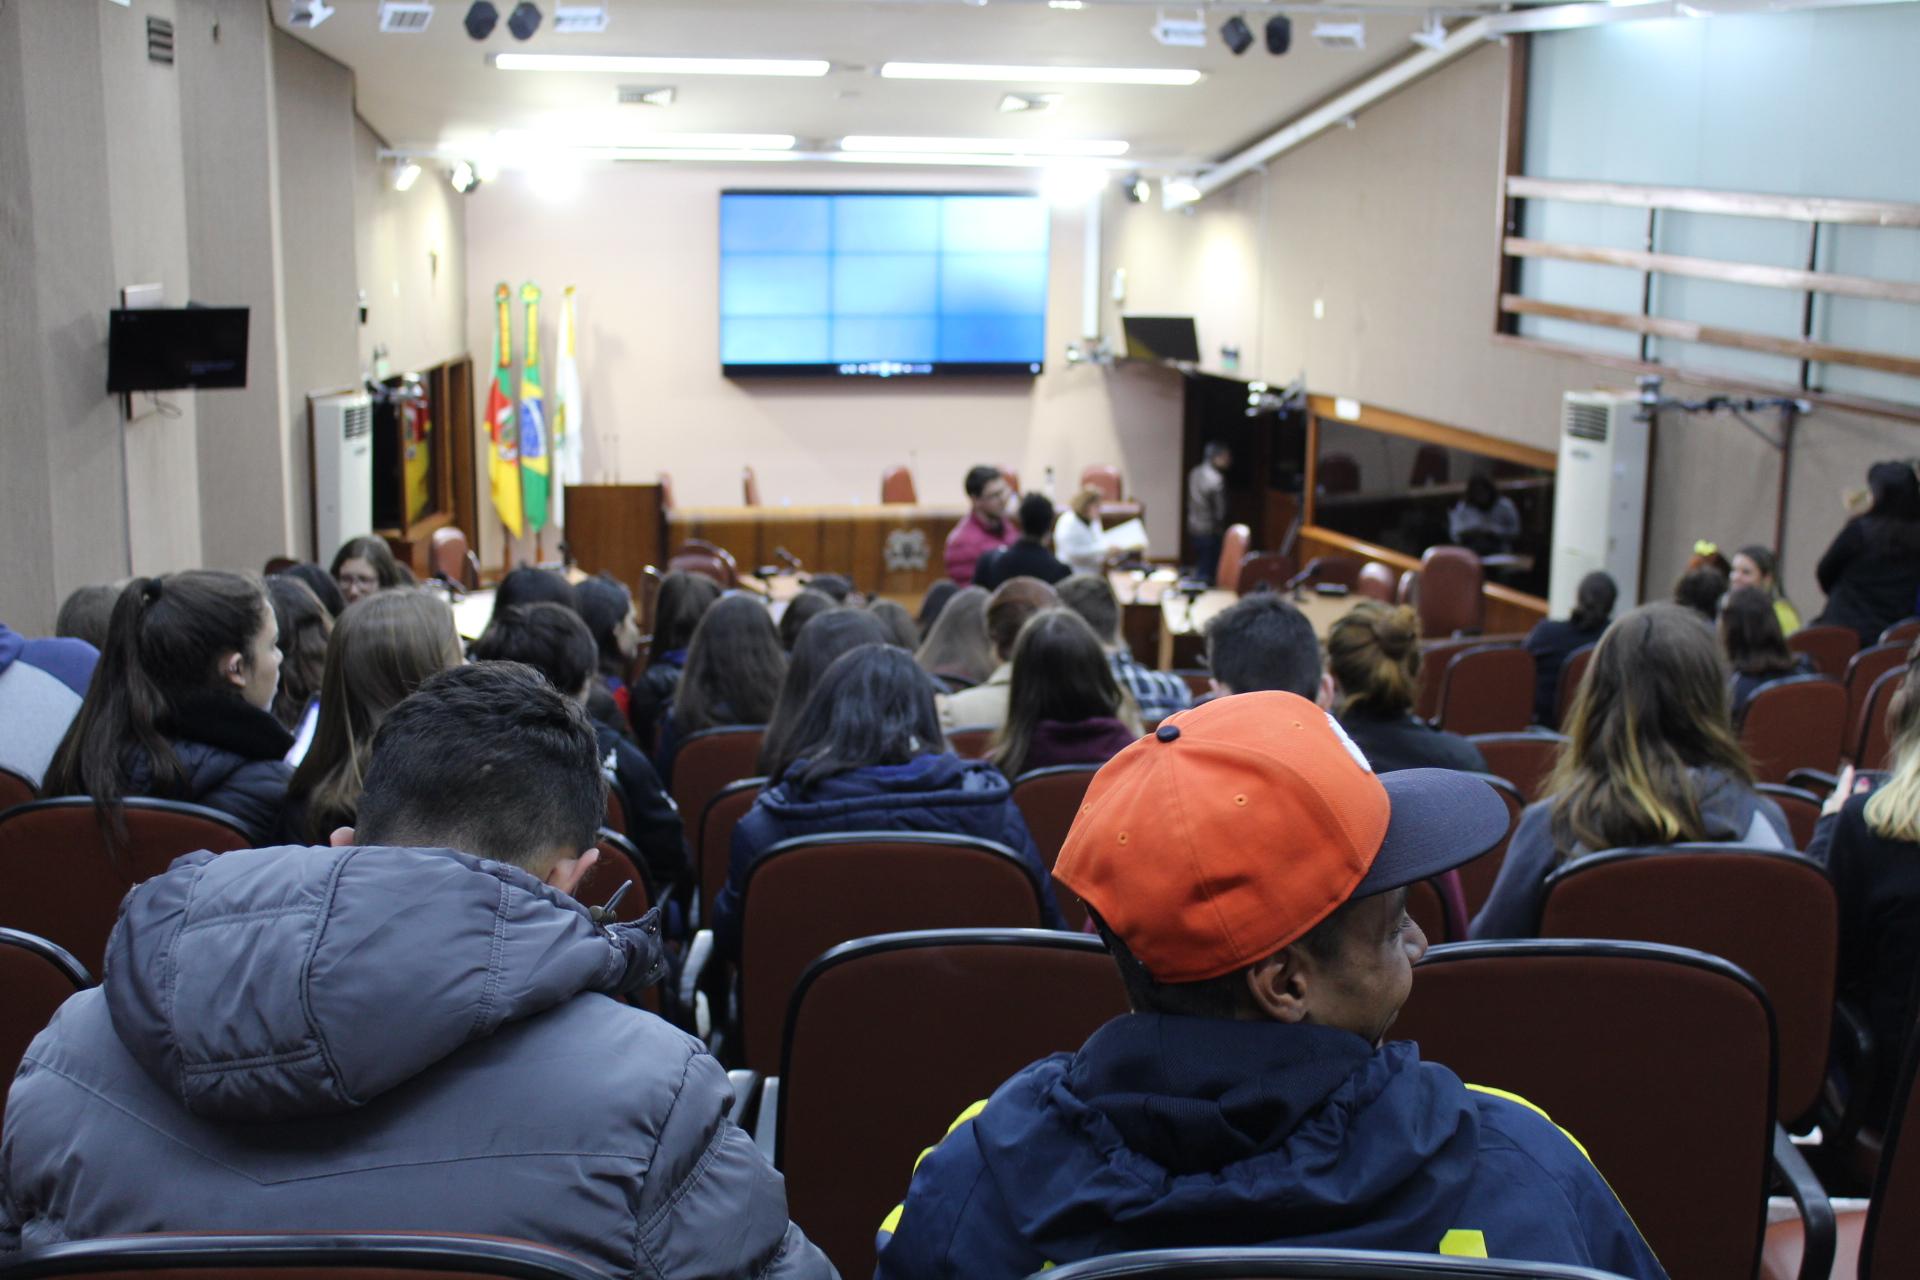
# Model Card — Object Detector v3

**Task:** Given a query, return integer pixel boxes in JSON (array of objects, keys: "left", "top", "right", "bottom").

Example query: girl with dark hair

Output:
[
  {"left": 915, "top": 584, "right": 994, "bottom": 692},
  {"left": 490, "top": 567, "right": 576, "bottom": 620},
  {"left": 1729, "top": 545, "right": 1800, "bottom": 635},
  {"left": 265, "top": 575, "right": 333, "bottom": 738},
  {"left": 1327, "top": 602, "right": 1485, "bottom": 774},
  {"left": 917, "top": 580, "right": 959, "bottom": 641},
  {"left": 330, "top": 536, "right": 409, "bottom": 606},
  {"left": 1816, "top": 461, "right": 1920, "bottom": 644},
  {"left": 283, "top": 591, "right": 463, "bottom": 843},
  {"left": 1672, "top": 565, "right": 1728, "bottom": 623},
  {"left": 778, "top": 589, "right": 836, "bottom": 652},
  {"left": 656, "top": 594, "right": 785, "bottom": 786},
  {"left": 1523, "top": 571, "right": 1616, "bottom": 726},
  {"left": 572, "top": 574, "right": 642, "bottom": 723},
  {"left": 44, "top": 572, "right": 292, "bottom": 842},
  {"left": 866, "top": 599, "right": 921, "bottom": 651},
  {"left": 989, "top": 609, "right": 1139, "bottom": 779},
  {"left": 1472, "top": 603, "right": 1791, "bottom": 938},
  {"left": 711, "top": 643, "right": 1064, "bottom": 960},
  {"left": 759, "top": 609, "right": 892, "bottom": 780},
  {"left": 1720, "top": 586, "right": 1815, "bottom": 727},
  {"left": 630, "top": 571, "right": 721, "bottom": 748}
]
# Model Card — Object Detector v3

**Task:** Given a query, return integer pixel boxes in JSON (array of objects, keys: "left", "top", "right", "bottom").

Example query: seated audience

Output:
[
  {"left": 630, "top": 571, "right": 722, "bottom": 748},
  {"left": 1672, "top": 564, "right": 1728, "bottom": 624},
  {"left": 1729, "top": 544, "right": 1800, "bottom": 636},
  {"left": 1816, "top": 460, "right": 1920, "bottom": 645},
  {"left": 1054, "top": 486, "right": 1109, "bottom": 577},
  {"left": 656, "top": 594, "right": 786, "bottom": 786},
  {"left": 53, "top": 584, "right": 119, "bottom": 650},
  {"left": 1328, "top": 602, "right": 1487, "bottom": 774},
  {"left": 1472, "top": 603, "right": 1791, "bottom": 938},
  {"left": 283, "top": 591, "right": 462, "bottom": 844},
  {"left": 875, "top": 693, "right": 1658, "bottom": 1280},
  {"left": 491, "top": 565, "right": 577, "bottom": 622},
  {"left": 1524, "top": 571, "right": 1615, "bottom": 726},
  {"left": 1809, "top": 640, "right": 1920, "bottom": 1130},
  {"left": 976, "top": 493, "right": 1071, "bottom": 589},
  {"left": 0, "top": 662, "right": 831, "bottom": 1278},
  {"left": 778, "top": 588, "right": 836, "bottom": 652},
  {"left": 275, "top": 561, "right": 346, "bottom": 617},
  {"left": 43, "top": 572, "right": 291, "bottom": 843},
  {"left": 713, "top": 644, "right": 1064, "bottom": 961},
  {"left": 806, "top": 573, "right": 858, "bottom": 605},
  {"left": 916, "top": 580, "right": 959, "bottom": 642},
  {"left": 0, "top": 621, "right": 97, "bottom": 790},
  {"left": 265, "top": 574, "right": 333, "bottom": 737},
  {"left": 1721, "top": 586, "right": 1816, "bottom": 727},
  {"left": 867, "top": 598, "right": 921, "bottom": 651},
  {"left": 1204, "top": 592, "right": 1329, "bottom": 703},
  {"left": 989, "top": 609, "right": 1139, "bottom": 778},
  {"left": 572, "top": 573, "right": 643, "bottom": 726},
  {"left": 944, "top": 464, "right": 1019, "bottom": 587},
  {"left": 331, "top": 535, "right": 409, "bottom": 606},
  {"left": 1057, "top": 573, "right": 1192, "bottom": 723},
  {"left": 938, "top": 577, "right": 1059, "bottom": 732},
  {"left": 1448, "top": 474, "right": 1521, "bottom": 557},
  {"left": 759, "top": 608, "right": 893, "bottom": 780},
  {"left": 916, "top": 585, "right": 995, "bottom": 692},
  {"left": 472, "top": 603, "right": 686, "bottom": 890},
  {"left": 1686, "top": 541, "right": 1732, "bottom": 579}
]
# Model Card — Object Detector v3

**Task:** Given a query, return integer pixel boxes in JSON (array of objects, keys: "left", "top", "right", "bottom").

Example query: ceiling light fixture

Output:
[
  {"left": 1266, "top": 14, "right": 1293, "bottom": 53},
  {"left": 1162, "top": 176, "right": 1201, "bottom": 207},
  {"left": 450, "top": 160, "right": 479, "bottom": 192},
  {"left": 463, "top": 0, "right": 496, "bottom": 38},
  {"left": 1152, "top": 13, "right": 1207, "bottom": 47},
  {"left": 999, "top": 93, "right": 1061, "bottom": 114},
  {"left": 1220, "top": 15, "right": 1253, "bottom": 54},
  {"left": 1410, "top": 12, "right": 1448, "bottom": 49},
  {"left": 493, "top": 53, "right": 832, "bottom": 76},
  {"left": 552, "top": 2, "right": 608, "bottom": 33},
  {"left": 879, "top": 62, "right": 1202, "bottom": 86},
  {"left": 1312, "top": 19, "right": 1366, "bottom": 49},
  {"left": 839, "top": 135, "right": 1129, "bottom": 157},
  {"left": 1123, "top": 173, "right": 1151, "bottom": 203},
  {"left": 507, "top": 1, "right": 542, "bottom": 39},
  {"left": 392, "top": 160, "right": 423, "bottom": 191},
  {"left": 616, "top": 85, "right": 676, "bottom": 106},
  {"left": 1047, "top": 0, "right": 1085, "bottom": 8},
  {"left": 378, "top": 1, "right": 434, "bottom": 32},
  {"left": 288, "top": 0, "right": 334, "bottom": 28}
]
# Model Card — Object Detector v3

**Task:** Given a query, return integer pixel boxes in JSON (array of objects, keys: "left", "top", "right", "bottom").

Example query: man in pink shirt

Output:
[{"left": 944, "top": 465, "right": 1020, "bottom": 586}]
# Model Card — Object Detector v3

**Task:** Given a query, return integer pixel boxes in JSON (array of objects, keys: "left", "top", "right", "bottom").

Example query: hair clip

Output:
[{"left": 1692, "top": 539, "right": 1718, "bottom": 557}]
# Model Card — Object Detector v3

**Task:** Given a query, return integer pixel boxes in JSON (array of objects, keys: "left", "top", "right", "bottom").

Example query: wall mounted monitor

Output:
[
  {"left": 107, "top": 306, "right": 250, "bottom": 393},
  {"left": 720, "top": 190, "right": 1049, "bottom": 378},
  {"left": 1121, "top": 315, "right": 1201, "bottom": 364}
]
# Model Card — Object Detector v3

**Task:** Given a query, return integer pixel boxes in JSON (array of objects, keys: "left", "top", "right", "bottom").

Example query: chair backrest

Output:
[
  {"left": 1881, "top": 617, "right": 1920, "bottom": 647},
  {"left": 1863, "top": 1022, "right": 1920, "bottom": 1278},
  {"left": 1453, "top": 772, "right": 1523, "bottom": 922},
  {"left": 947, "top": 725, "right": 996, "bottom": 759},
  {"left": 1738, "top": 674, "right": 1848, "bottom": 783},
  {"left": 741, "top": 466, "right": 761, "bottom": 506},
  {"left": 1754, "top": 783, "right": 1823, "bottom": 851},
  {"left": 1001, "top": 468, "right": 1021, "bottom": 494},
  {"left": 1539, "top": 844, "right": 1835, "bottom": 1125},
  {"left": 0, "top": 927, "right": 90, "bottom": 1131},
  {"left": 0, "top": 798, "right": 252, "bottom": 975},
  {"left": 1039, "top": 1248, "right": 1635, "bottom": 1279},
  {"left": 1554, "top": 642, "right": 1596, "bottom": 729},
  {"left": 430, "top": 526, "right": 479, "bottom": 590},
  {"left": 1466, "top": 732, "right": 1565, "bottom": 803},
  {"left": 1302, "top": 555, "right": 1362, "bottom": 590},
  {"left": 1318, "top": 453, "right": 1361, "bottom": 495},
  {"left": 1417, "top": 545, "right": 1485, "bottom": 638},
  {"left": 1355, "top": 562, "right": 1398, "bottom": 603},
  {"left": 738, "top": 833, "right": 1045, "bottom": 1073},
  {"left": 1409, "top": 443, "right": 1452, "bottom": 488},
  {"left": 1435, "top": 646, "right": 1535, "bottom": 735},
  {"left": 1787, "top": 624, "right": 1860, "bottom": 679},
  {"left": 1217, "top": 524, "right": 1251, "bottom": 593},
  {"left": 262, "top": 555, "right": 300, "bottom": 576},
  {"left": 1080, "top": 464, "right": 1123, "bottom": 502},
  {"left": 671, "top": 726, "right": 765, "bottom": 848},
  {"left": 0, "top": 765, "right": 37, "bottom": 815},
  {"left": 1396, "top": 568, "right": 1418, "bottom": 606},
  {"left": 656, "top": 469, "right": 675, "bottom": 509},
  {"left": 582, "top": 830, "right": 653, "bottom": 924},
  {"left": 666, "top": 550, "right": 735, "bottom": 588},
  {"left": 1392, "top": 940, "right": 1777, "bottom": 1280},
  {"left": 0, "top": 1233, "right": 609, "bottom": 1280},
  {"left": 1012, "top": 764, "right": 1101, "bottom": 929},
  {"left": 1236, "top": 551, "right": 1296, "bottom": 596},
  {"left": 698, "top": 777, "right": 765, "bottom": 926},
  {"left": 1855, "top": 666, "right": 1905, "bottom": 771},
  {"left": 602, "top": 788, "right": 627, "bottom": 836},
  {"left": 778, "top": 929, "right": 1128, "bottom": 1278},
  {"left": 1413, "top": 637, "right": 1486, "bottom": 724},
  {"left": 881, "top": 464, "right": 917, "bottom": 504},
  {"left": 1846, "top": 642, "right": 1909, "bottom": 745}
]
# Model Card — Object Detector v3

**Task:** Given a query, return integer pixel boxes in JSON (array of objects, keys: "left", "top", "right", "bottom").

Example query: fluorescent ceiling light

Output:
[
  {"left": 492, "top": 53, "right": 830, "bottom": 76},
  {"left": 879, "top": 62, "right": 1203, "bottom": 86},
  {"left": 840, "top": 135, "right": 1128, "bottom": 157}
]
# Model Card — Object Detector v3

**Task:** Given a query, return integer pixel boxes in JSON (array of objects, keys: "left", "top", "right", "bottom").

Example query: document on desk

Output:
[{"left": 1101, "top": 518, "right": 1150, "bottom": 555}]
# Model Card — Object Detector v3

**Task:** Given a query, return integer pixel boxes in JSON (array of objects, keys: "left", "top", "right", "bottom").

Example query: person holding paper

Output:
[{"left": 1056, "top": 487, "right": 1110, "bottom": 576}]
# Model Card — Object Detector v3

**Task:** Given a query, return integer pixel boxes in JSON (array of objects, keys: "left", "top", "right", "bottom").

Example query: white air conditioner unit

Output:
[
  {"left": 1550, "top": 389, "right": 1651, "bottom": 617},
  {"left": 310, "top": 391, "right": 373, "bottom": 561}
]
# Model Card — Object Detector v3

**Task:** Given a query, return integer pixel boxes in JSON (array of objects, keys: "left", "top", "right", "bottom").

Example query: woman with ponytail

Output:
[
  {"left": 1326, "top": 602, "right": 1487, "bottom": 774},
  {"left": 44, "top": 571, "right": 292, "bottom": 842}
]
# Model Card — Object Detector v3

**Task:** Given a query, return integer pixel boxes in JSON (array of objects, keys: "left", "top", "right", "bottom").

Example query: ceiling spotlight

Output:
[
  {"left": 999, "top": 92, "right": 1061, "bottom": 114},
  {"left": 474, "top": 156, "right": 501, "bottom": 182},
  {"left": 288, "top": 0, "right": 334, "bottom": 28},
  {"left": 1162, "top": 176, "right": 1201, "bottom": 208},
  {"left": 616, "top": 85, "right": 676, "bottom": 106},
  {"left": 1124, "top": 174, "right": 1151, "bottom": 203},
  {"left": 1265, "top": 14, "right": 1292, "bottom": 54},
  {"left": 392, "top": 160, "right": 422, "bottom": 192},
  {"left": 1220, "top": 15, "right": 1253, "bottom": 55},
  {"left": 1410, "top": 12, "right": 1448, "bottom": 49},
  {"left": 450, "top": 160, "right": 479, "bottom": 192},
  {"left": 1312, "top": 19, "right": 1366, "bottom": 49},
  {"left": 378, "top": 1, "right": 434, "bottom": 33},
  {"left": 464, "top": 0, "right": 497, "bottom": 37},
  {"left": 507, "top": 1, "right": 541, "bottom": 39},
  {"left": 552, "top": 2, "right": 607, "bottom": 33}
]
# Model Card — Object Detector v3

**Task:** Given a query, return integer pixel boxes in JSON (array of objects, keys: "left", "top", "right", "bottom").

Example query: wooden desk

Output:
[
  {"left": 565, "top": 484, "right": 665, "bottom": 587},
  {"left": 667, "top": 504, "right": 969, "bottom": 598}
]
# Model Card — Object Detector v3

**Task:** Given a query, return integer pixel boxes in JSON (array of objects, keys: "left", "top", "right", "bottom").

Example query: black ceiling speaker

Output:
[
  {"left": 1266, "top": 14, "right": 1292, "bottom": 54},
  {"left": 464, "top": 1, "right": 497, "bottom": 39},
  {"left": 1220, "top": 15, "right": 1254, "bottom": 55},
  {"left": 507, "top": 1, "right": 542, "bottom": 39}
]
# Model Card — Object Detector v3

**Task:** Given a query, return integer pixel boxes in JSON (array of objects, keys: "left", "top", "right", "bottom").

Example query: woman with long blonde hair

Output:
[{"left": 1471, "top": 602, "right": 1791, "bottom": 938}]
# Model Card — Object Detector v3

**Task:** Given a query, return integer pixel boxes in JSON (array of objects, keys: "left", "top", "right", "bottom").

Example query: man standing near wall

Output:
[{"left": 1187, "top": 442, "right": 1231, "bottom": 585}]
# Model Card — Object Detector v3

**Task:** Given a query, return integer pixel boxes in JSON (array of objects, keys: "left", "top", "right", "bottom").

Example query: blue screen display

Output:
[{"left": 720, "top": 191, "right": 1049, "bottom": 377}]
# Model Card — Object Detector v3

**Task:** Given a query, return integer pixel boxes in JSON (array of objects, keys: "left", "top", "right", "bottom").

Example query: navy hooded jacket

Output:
[
  {"left": 712, "top": 753, "right": 1064, "bottom": 961},
  {"left": 874, "top": 1015, "right": 1664, "bottom": 1280}
]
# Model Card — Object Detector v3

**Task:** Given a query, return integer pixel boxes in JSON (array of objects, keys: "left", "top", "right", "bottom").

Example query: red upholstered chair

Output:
[
  {"left": 1216, "top": 524, "right": 1251, "bottom": 593},
  {"left": 670, "top": 726, "right": 765, "bottom": 848},
  {"left": 430, "top": 526, "right": 480, "bottom": 591},
  {"left": 736, "top": 833, "right": 1045, "bottom": 1073},
  {"left": 741, "top": 466, "right": 761, "bottom": 507},
  {"left": 668, "top": 539, "right": 739, "bottom": 589},
  {"left": 1417, "top": 545, "right": 1484, "bottom": 638},
  {"left": 1080, "top": 465, "right": 1123, "bottom": 502},
  {"left": 698, "top": 778, "right": 765, "bottom": 928},
  {"left": 1001, "top": 468, "right": 1020, "bottom": 494},
  {"left": 1846, "top": 643, "right": 1909, "bottom": 749},
  {"left": 1413, "top": 637, "right": 1485, "bottom": 724},
  {"left": 1756, "top": 784, "right": 1823, "bottom": 851},
  {"left": 0, "top": 765, "right": 36, "bottom": 815},
  {"left": 1739, "top": 675, "right": 1848, "bottom": 784},
  {"left": 1554, "top": 642, "right": 1596, "bottom": 730},
  {"left": 1856, "top": 1029, "right": 1920, "bottom": 1277},
  {"left": 1466, "top": 732, "right": 1565, "bottom": 803},
  {"left": 1454, "top": 772, "right": 1523, "bottom": 923},
  {"left": 262, "top": 556, "right": 299, "bottom": 576},
  {"left": 778, "top": 930, "right": 1128, "bottom": 1278},
  {"left": 947, "top": 725, "right": 996, "bottom": 759},
  {"left": 0, "top": 1234, "right": 610, "bottom": 1280},
  {"left": 1881, "top": 617, "right": 1920, "bottom": 647},
  {"left": 1355, "top": 562, "right": 1398, "bottom": 603},
  {"left": 1013, "top": 764, "right": 1102, "bottom": 929},
  {"left": 881, "top": 465, "right": 917, "bottom": 504},
  {"left": 1855, "top": 667, "right": 1904, "bottom": 771},
  {"left": 1301, "top": 555, "right": 1363, "bottom": 590},
  {"left": 1433, "top": 646, "right": 1535, "bottom": 735},
  {"left": 602, "top": 789, "right": 628, "bottom": 836},
  {"left": 1396, "top": 568, "right": 1418, "bottom": 606},
  {"left": 582, "top": 830, "right": 653, "bottom": 924},
  {"left": 657, "top": 469, "right": 676, "bottom": 509},
  {"left": 1235, "top": 551, "right": 1296, "bottom": 595},
  {"left": 0, "top": 927, "right": 90, "bottom": 1132},
  {"left": 1409, "top": 443, "right": 1452, "bottom": 487},
  {"left": 0, "top": 798, "right": 251, "bottom": 975},
  {"left": 1317, "top": 453, "right": 1361, "bottom": 495},
  {"left": 1787, "top": 625, "right": 1859, "bottom": 679}
]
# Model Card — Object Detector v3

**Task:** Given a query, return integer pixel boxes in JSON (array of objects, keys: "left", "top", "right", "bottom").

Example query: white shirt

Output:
[{"left": 1055, "top": 510, "right": 1105, "bottom": 576}]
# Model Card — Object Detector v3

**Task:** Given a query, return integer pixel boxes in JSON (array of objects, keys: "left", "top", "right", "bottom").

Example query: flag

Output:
[
  {"left": 551, "top": 285, "right": 584, "bottom": 531},
  {"left": 487, "top": 283, "right": 523, "bottom": 539},
  {"left": 519, "top": 282, "right": 549, "bottom": 535}
]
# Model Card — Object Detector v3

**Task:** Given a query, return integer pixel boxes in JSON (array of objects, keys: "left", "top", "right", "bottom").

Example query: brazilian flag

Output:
[{"left": 519, "top": 282, "right": 549, "bottom": 534}]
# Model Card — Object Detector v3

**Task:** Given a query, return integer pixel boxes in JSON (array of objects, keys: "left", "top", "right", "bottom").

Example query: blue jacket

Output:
[
  {"left": 0, "top": 843, "right": 833, "bottom": 1279},
  {"left": 874, "top": 1015, "right": 1664, "bottom": 1280},
  {"left": 0, "top": 623, "right": 96, "bottom": 790},
  {"left": 712, "top": 753, "right": 1064, "bottom": 960}
]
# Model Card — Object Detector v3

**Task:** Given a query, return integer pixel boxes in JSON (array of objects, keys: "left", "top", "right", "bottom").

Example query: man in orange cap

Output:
[{"left": 874, "top": 691, "right": 1665, "bottom": 1279}]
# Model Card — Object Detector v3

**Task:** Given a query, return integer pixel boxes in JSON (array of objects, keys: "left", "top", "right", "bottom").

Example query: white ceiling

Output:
[{"left": 279, "top": 0, "right": 1446, "bottom": 170}]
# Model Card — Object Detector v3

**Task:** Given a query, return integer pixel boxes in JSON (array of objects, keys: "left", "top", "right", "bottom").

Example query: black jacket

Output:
[
  {"left": 595, "top": 720, "right": 688, "bottom": 890},
  {"left": 628, "top": 652, "right": 686, "bottom": 750},
  {"left": 976, "top": 540, "right": 1071, "bottom": 590},
  {"left": 124, "top": 691, "right": 293, "bottom": 843},
  {"left": 1816, "top": 517, "right": 1920, "bottom": 644},
  {"left": 1338, "top": 709, "right": 1488, "bottom": 775},
  {"left": 1523, "top": 619, "right": 1605, "bottom": 727}
]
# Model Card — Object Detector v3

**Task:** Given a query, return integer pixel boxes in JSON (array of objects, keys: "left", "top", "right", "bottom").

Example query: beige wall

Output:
[
  {"left": 353, "top": 119, "right": 468, "bottom": 378},
  {"left": 462, "top": 165, "right": 1184, "bottom": 575}
]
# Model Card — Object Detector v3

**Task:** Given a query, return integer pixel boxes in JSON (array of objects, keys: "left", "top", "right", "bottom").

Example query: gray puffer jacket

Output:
[{"left": 0, "top": 843, "right": 835, "bottom": 1280}]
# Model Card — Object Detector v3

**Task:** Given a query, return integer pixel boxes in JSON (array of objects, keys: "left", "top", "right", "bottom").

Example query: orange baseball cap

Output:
[{"left": 1054, "top": 691, "right": 1509, "bottom": 983}]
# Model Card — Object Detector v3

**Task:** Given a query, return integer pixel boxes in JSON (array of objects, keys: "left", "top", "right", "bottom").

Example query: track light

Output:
[
  {"left": 1265, "top": 15, "right": 1292, "bottom": 54},
  {"left": 1220, "top": 15, "right": 1253, "bottom": 55},
  {"left": 1410, "top": 13, "right": 1448, "bottom": 49},
  {"left": 1312, "top": 19, "right": 1365, "bottom": 49},
  {"left": 1123, "top": 174, "right": 1151, "bottom": 203},
  {"left": 464, "top": 1, "right": 497, "bottom": 38},
  {"left": 1162, "top": 176, "right": 1200, "bottom": 208},
  {"left": 450, "top": 161, "right": 479, "bottom": 193},
  {"left": 507, "top": 1, "right": 541, "bottom": 39},
  {"left": 288, "top": 0, "right": 334, "bottom": 28},
  {"left": 392, "top": 160, "right": 422, "bottom": 192}
]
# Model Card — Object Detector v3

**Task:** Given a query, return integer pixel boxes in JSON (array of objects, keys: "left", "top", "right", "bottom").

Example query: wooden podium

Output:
[{"left": 563, "top": 484, "right": 665, "bottom": 586}]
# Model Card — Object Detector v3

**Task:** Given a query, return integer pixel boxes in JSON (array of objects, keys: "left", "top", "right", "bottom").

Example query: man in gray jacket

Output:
[{"left": 0, "top": 662, "right": 835, "bottom": 1280}]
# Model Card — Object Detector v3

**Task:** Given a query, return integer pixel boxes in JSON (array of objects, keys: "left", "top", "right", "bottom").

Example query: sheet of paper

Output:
[{"left": 1101, "top": 517, "right": 1150, "bottom": 553}]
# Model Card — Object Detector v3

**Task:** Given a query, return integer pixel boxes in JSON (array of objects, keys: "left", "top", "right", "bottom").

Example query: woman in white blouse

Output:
[{"left": 1055, "top": 487, "right": 1108, "bottom": 576}]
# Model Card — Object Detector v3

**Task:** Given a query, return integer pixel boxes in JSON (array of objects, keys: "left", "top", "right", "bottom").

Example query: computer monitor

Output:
[{"left": 1121, "top": 315, "right": 1200, "bottom": 364}]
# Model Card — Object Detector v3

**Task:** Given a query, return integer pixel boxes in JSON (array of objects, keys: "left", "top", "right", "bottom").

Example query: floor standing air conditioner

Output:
[
  {"left": 1549, "top": 389, "right": 1651, "bottom": 617},
  {"left": 309, "top": 390, "right": 373, "bottom": 561}
]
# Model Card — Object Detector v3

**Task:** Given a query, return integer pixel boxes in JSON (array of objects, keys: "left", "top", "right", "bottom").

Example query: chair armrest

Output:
[
  {"left": 1787, "top": 768, "right": 1839, "bottom": 795},
  {"left": 1826, "top": 999, "right": 1877, "bottom": 1153},
  {"left": 1773, "top": 1123, "right": 1835, "bottom": 1280},
  {"left": 755, "top": 1075, "right": 781, "bottom": 1161},
  {"left": 679, "top": 930, "right": 714, "bottom": 1029},
  {"left": 725, "top": 1069, "right": 761, "bottom": 1131}
]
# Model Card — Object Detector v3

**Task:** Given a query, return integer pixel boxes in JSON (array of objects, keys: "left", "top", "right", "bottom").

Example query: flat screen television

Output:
[
  {"left": 108, "top": 306, "right": 250, "bottom": 393},
  {"left": 1121, "top": 315, "right": 1200, "bottom": 364},
  {"left": 720, "top": 190, "right": 1049, "bottom": 378}
]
